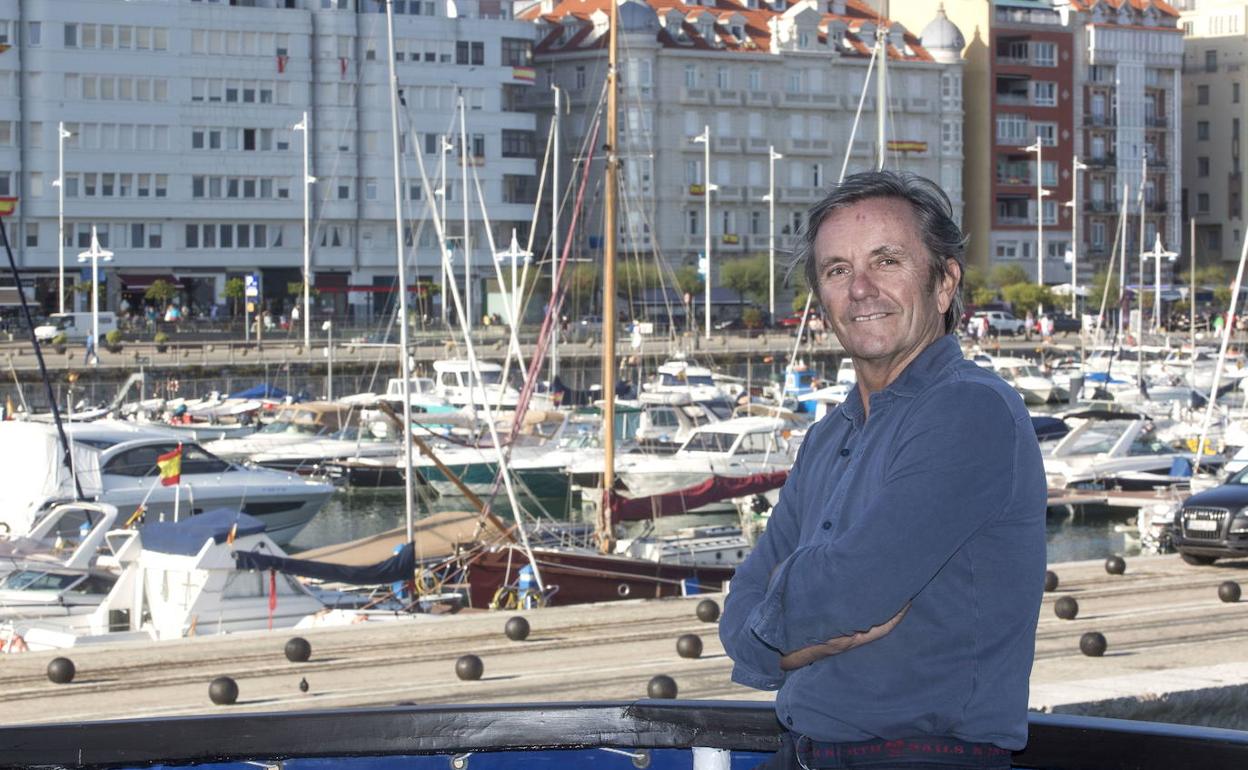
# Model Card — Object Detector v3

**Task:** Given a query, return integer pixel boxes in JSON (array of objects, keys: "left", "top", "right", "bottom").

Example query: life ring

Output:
[{"left": 168, "top": 378, "right": 180, "bottom": 394}]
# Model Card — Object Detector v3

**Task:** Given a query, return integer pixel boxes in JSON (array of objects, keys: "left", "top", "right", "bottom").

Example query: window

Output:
[
  {"left": 1199, "top": 157, "right": 1210, "bottom": 177},
  {"left": 575, "top": 66, "right": 586, "bottom": 90},
  {"left": 1198, "top": 192, "right": 1210, "bottom": 213},
  {"left": 996, "top": 114, "right": 1028, "bottom": 144},
  {"left": 688, "top": 209, "right": 700, "bottom": 235},
  {"left": 1033, "top": 81, "right": 1056, "bottom": 106},
  {"left": 1198, "top": 121, "right": 1210, "bottom": 141},
  {"left": 1206, "top": 49, "right": 1218, "bottom": 73},
  {"left": 337, "top": 183, "right": 350, "bottom": 200},
  {"left": 1032, "top": 41, "right": 1056, "bottom": 67},
  {"left": 64, "top": 23, "right": 77, "bottom": 48},
  {"left": 501, "top": 37, "right": 530, "bottom": 67},
  {"left": 717, "top": 67, "right": 730, "bottom": 90},
  {"left": 1090, "top": 221, "right": 1105, "bottom": 248},
  {"left": 748, "top": 68, "right": 761, "bottom": 92},
  {"left": 1198, "top": 84, "right": 1209, "bottom": 105},
  {"left": 685, "top": 65, "right": 698, "bottom": 89},
  {"left": 1034, "top": 123, "right": 1057, "bottom": 147},
  {"left": 24, "top": 223, "right": 38, "bottom": 248},
  {"left": 27, "top": 21, "right": 41, "bottom": 47}
]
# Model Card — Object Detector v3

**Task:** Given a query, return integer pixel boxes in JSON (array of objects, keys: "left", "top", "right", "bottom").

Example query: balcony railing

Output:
[
  {"left": 1146, "top": 116, "right": 1168, "bottom": 128},
  {"left": 1084, "top": 114, "right": 1113, "bottom": 127},
  {"left": 1086, "top": 154, "right": 1117, "bottom": 167},
  {"left": 1085, "top": 200, "right": 1118, "bottom": 213}
]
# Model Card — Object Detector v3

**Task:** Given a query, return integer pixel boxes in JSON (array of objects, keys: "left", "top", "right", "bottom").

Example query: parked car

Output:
[
  {"left": 970, "top": 311, "right": 1026, "bottom": 337},
  {"left": 1170, "top": 467, "right": 1248, "bottom": 565},
  {"left": 1029, "top": 313, "right": 1082, "bottom": 336}
]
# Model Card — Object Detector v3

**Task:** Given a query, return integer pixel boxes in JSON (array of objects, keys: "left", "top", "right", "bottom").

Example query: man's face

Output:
[{"left": 813, "top": 197, "right": 959, "bottom": 385}]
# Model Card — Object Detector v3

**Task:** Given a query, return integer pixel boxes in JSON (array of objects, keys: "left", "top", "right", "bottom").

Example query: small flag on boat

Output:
[
  {"left": 511, "top": 66, "right": 536, "bottom": 82},
  {"left": 156, "top": 444, "right": 182, "bottom": 487}
]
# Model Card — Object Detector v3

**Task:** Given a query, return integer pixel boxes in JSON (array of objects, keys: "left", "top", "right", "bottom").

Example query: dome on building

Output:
[
  {"left": 618, "top": 0, "right": 660, "bottom": 33},
  {"left": 920, "top": 4, "right": 964, "bottom": 63}
]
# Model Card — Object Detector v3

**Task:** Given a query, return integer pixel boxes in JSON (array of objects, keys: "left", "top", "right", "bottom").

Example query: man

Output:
[{"left": 721, "top": 171, "right": 1046, "bottom": 769}]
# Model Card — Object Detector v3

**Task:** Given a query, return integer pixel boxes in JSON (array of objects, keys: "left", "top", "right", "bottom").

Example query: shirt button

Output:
[
  {"left": 840, "top": 448, "right": 851, "bottom": 457},
  {"left": 786, "top": 716, "right": 794, "bottom": 726},
  {"left": 821, "top": 521, "right": 831, "bottom": 530}
]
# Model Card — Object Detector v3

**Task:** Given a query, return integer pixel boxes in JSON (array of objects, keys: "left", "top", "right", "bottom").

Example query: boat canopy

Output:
[
  {"left": 140, "top": 509, "right": 265, "bottom": 556},
  {"left": 608, "top": 471, "right": 788, "bottom": 521},
  {"left": 234, "top": 541, "right": 416, "bottom": 585}
]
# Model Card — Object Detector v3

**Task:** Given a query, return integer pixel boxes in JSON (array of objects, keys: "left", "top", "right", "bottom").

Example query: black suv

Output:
[{"left": 1171, "top": 468, "right": 1248, "bottom": 564}]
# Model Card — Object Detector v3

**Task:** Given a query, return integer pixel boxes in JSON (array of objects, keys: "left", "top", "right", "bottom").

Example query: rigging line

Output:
[
  {"left": 466, "top": 161, "right": 528, "bottom": 379},
  {"left": 410, "top": 117, "right": 550, "bottom": 586}
]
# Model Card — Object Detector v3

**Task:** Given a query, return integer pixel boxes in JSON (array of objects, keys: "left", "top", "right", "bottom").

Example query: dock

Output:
[{"left": 0, "top": 554, "right": 1245, "bottom": 729}]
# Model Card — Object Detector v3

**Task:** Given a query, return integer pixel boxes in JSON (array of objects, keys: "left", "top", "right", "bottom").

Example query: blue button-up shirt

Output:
[{"left": 720, "top": 335, "right": 1046, "bottom": 750}]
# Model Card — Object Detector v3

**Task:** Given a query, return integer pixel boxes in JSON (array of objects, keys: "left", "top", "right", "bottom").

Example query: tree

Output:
[
  {"left": 962, "top": 265, "right": 988, "bottom": 296},
  {"left": 73, "top": 281, "right": 105, "bottom": 304},
  {"left": 224, "top": 277, "right": 245, "bottom": 318},
  {"left": 1088, "top": 270, "right": 1120, "bottom": 308},
  {"left": 989, "top": 264, "right": 1030, "bottom": 289},
  {"left": 287, "top": 281, "right": 319, "bottom": 299},
  {"left": 566, "top": 264, "right": 600, "bottom": 313},
  {"left": 971, "top": 287, "right": 999, "bottom": 307},
  {"left": 720, "top": 255, "right": 770, "bottom": 306},
  {"left": 673, "top": 265, "right": 704, "bottom": 297},
  {"left": 618, "top": 262, "right": 662, "bottom": 297},
  {"left": 1001, "top": 283, "right": 1054, "bottom": 316},
  {"left": 145, "top": 279, "right": 177, "bottom": 305}
]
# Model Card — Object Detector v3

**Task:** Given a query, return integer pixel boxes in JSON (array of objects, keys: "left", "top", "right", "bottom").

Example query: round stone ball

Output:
[
  {"left": 1219, "top": 581, "right": 1242, "bottom": 603},
  {"left": 455, "top": 654, "right": 484, "bottom": 681},
  {"left": 1054, "top": 596, "right": 1079, "bottom": 620},
  {"left": 1080, "top": 632, "right": 1108, "bottom": 657},
  {"left": 209, "top": 676, "right": 239, "bottom": 705},
  {"left": 504, "top": 616, "right": 530, "bottom": 642},
  {"left": 1044, "top": 570, "right": 1059, "bottom": 592},
  {"left": 284, "top": 637, "right": 312, "bottom": 663},
  {"left": 1105, "top": 555, "right": 1126, "bottom": 575},
  {"left": 695, "top": 599, "right": 720, "bottom": 623},
  {"left": 647, "top": 674, "right": 678, "bottom": 699},
  {"left": 46, "top": 657, "right": 75, "bottom": 685},
  {"left": 676, "top": 634, "right": 703, "bottom": 659}
]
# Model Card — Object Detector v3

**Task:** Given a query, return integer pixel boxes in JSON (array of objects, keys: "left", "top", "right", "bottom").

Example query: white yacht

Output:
[
  {"left": 204, "top": 402, "right": 359, "bottom": 462},
  {"left": 0, "top": 421, "right": 334, "bottom": 546},
  {"left": 431, "top": 359, "right": 521, "bottom": 412},
  {"left": 1044, "top": 412, "right": 1225, "bottom": 490}
]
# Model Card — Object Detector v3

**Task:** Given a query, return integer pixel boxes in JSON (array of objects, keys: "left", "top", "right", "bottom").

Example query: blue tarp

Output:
[
  {"left": 233, "top": 542, "right": 417, "bottom": 585},
  {"left": 228, "top": 384, "right": 290, "bottom": 400},
  {"left": 1031, "top": 415, "right": 1069, "bottom": 442},
  {"left": 140, "top": 509, "right": 266, "bottom": 556}
]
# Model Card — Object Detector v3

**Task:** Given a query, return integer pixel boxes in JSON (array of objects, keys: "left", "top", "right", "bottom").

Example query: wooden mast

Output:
[{"left": 597, "top": 0, "right": 620, "bottom": 553}]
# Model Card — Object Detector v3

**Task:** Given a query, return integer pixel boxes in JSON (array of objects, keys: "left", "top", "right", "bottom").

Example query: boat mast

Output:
[
  {"left": 597, "top": 0, "right": 620, "bottom": 553},
  {"left": 383, "top": 0, "right": 416, "bottom": 544},
  {"left": 550, "top": 86, "right": 561, "bottom": 384},
  {"left": 876, "top": 2, "right": 888, "bottom": 171}
]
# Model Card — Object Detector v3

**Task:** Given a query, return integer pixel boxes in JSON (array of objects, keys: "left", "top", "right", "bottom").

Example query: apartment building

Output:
[
  {"left": 518, "top": 0, "right": 965, "bottom": 307},
  {"left": 887, "top": 0, "right": 1182, "bottom": 290},
  {"left": 1179, "top": 1, "right": 1248, "bottom": 268},
  {"left": 0, "top": 0, "right": 538, "bottom": 322}
]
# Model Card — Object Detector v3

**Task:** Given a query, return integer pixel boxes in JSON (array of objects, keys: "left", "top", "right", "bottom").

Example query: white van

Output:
[{"left": 34, "top": 312, "right": 118, "bottom": 342}]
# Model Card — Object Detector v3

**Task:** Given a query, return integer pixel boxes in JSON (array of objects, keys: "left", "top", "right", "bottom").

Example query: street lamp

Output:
[
  {"left": 1021, "top": 138, "right": 1049, "bottom": 296},
  {"left": 1141, "top": 233, "right": 1177, "bottom": 334},
  {"left": 692, "top": 126, "right": 717, "bottom": 340},
  {"left": 763, "top": 146, "right": 783, "bottom": 321},
  {"left": 292, "top": 112, "right": 316, "bottom": 350},
  {"left": 54, "top": 122, "right": 72, "bottom": 314},
  {"left": 1065, "top": 156, "right": 1088, "bottom": 316},
  {"left": 322, "top": 319, "right": 333, "bottom": 401},
  {"left": 76, "top": 226, "right": 112, "bottom": 365}
]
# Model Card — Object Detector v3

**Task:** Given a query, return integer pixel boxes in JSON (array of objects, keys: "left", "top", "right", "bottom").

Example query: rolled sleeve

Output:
[{"left": 750, "top": 385, "right": 1019, "bottom": 653}]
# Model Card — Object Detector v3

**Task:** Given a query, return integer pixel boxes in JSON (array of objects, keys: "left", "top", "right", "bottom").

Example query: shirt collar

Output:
[{"left": 839, "top": 334, "right": 962, "bottom": 423}]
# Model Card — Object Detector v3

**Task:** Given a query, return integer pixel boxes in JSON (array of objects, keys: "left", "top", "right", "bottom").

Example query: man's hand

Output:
[{"left": 779, "top": 604, "right": 910, "bottom": 671}]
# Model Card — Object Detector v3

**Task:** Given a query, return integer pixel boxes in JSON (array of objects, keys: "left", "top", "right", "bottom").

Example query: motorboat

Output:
[
  {"left": 431, "top": 359, "right": 521, "bottom": 413},
  {"left": 12, "top": 510, "right": 329, "bottom": 650},
  {"left": 1044, "top": 411, "right": 1225, "bottom": 491},
  {"left": 641, "top": 359, "right": 732, "bottom": 404},
  {"left": 0, "top": 421, "right": 334, "bottom": 547},
  {"left": 633, "top": 391, "right": 731, "bottom": 454},
  {"left": 972, "top": 354, "right": 1057, "bottom": 405},
  {"left": 203, "top": 402, "right": 363, "bottom": 462}
]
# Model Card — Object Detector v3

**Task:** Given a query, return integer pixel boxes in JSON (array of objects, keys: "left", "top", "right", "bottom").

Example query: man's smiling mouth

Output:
[{"left": 852, "top": 312, "right": 890, "bottom": 322}]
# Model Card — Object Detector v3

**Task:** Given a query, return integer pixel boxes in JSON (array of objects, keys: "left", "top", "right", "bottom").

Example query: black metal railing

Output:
[{"left": 1, "top": 701, "right": 1247, "bottom": 769}]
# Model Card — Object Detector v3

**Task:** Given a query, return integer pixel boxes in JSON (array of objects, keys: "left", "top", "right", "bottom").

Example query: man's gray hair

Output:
[{"left": 795, "top": 170, "right": 968, "bottom": 335}]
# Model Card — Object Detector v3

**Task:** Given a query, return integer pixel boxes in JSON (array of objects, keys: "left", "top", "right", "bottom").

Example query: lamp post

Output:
[
  {"left": 76, "top": 226, "right": 112, "bottom": 365},
  {"left": 764, "top": 146, "right": 783, "bottom": 321},
  {"left": 292, "top": 112, "right": 316, "bottom": 350},
  {"left": 1022, "top": 138, "right": 1049, "bottom": 301},
  {"left": 1142, "top": 233, "right": 1177, "bottom": 334},
  {"left": 322, "top": 319, "right": 333, "bottom": 401},
  {"left": 1066, "top": 156, "right": 1087, "bottom": 316},
  {"left": 692, "top": 126, "right": 717, "bottom": 340},
  {"left": 55, "top": 122, "right": 72, "bottom": 314}
]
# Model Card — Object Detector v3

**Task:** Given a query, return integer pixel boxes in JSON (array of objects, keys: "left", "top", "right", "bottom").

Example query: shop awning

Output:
[{"left": 119, "top": 274, "right": 179, "bottom": 290}]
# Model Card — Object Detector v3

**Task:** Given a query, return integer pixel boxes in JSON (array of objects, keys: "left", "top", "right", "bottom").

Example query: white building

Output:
[
  {"left": 0, "top": 0, "right": 538, "bottom": 323},
  {"left": 518, "top": 0, "right": 964, "bottom": 317}
]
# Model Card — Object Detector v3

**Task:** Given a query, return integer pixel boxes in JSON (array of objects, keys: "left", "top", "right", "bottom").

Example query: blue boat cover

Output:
[
  {"left": 1030, "top": 415, "right": 1069, "bottom": 442},
  {"left": 228, "top": 384, "right": 290, "bottom": 400},
  {"left": 140, "top": 509, "right": 266, "bottom": 556},
  {"left": 233, "top": 542, "right": 417, "bottom": 585}
]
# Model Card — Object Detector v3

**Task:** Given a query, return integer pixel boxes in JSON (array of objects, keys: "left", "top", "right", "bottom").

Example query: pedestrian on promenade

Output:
[{"left": 720, "top": 171, "right": 1047, "bottom": 770}]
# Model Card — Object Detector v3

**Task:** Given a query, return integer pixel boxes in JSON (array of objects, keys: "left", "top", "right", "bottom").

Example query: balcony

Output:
[
  {"left": 712, "top": 89, "right": 742, "bottom": 106},
  {"left": 746, "top": 185, "right": 771, "bottom": 202},
  {"left": 716, "top": 184, "right": 745, "bottom": 202},
  {"left": 680, "top": 87, "right": 709, "bottom": 104},
  {"left": 996, "top": 175, "right": 1034, "bottom": 187},
  {"left": 745, "top": 91, "right": 773, "bottom": 107},
  {"left": 1147, "top": 155, "right": 1168, "bottom": 167},
  {"left": 1085, "top": 154, "right": 1117, "bottom": 167},
  {"left": 996, "top": 93, "right": 1031, "bottom": 106},
  {"left": 1084, "top": 200, "right": 1117, "bottom": 213},
  {"left": 712, "top": 136, "right": 742, "bottom": 153},
  {"left": 745, "top": 137, "right": 771, "bottom": 153},
  {"left": 787, "top": 138, "right": 814, "bottom": 153},
  {"left": 719, "top": 234, "right": 745, "bottom": 251},
  {"left": 1084, "top": 114, "right": 1113, "bottom": 127},
  {"left": 782, "top": 187, "right": 819, "bottom": 203},
  {"left": 907, "top": 96, "right": 933, "bottom": 112},
  {"left": 1146, "top": 115, "right": 1169, "bottom": 129},
  {"left": 810, "top": 93, "right": 839, "bottom": 108},
  {"left": 779, "top": 91, "right": 811, "bottom": 107}
]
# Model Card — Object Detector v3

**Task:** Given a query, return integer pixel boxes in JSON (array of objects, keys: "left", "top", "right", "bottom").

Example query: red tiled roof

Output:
[{"left": 524, "top": 0, "right": 934, "bottom": 61}]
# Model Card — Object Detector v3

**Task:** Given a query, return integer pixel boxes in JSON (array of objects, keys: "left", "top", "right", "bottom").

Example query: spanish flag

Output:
[
  {"left": 156, "top": 445, "right": 182, "bottom": 487},
  {"left": 512, "top": 66, "right": 536, "bottom": 83},
  {"left": 0, "top": 197, "right": 17, "bottom": 217}
]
